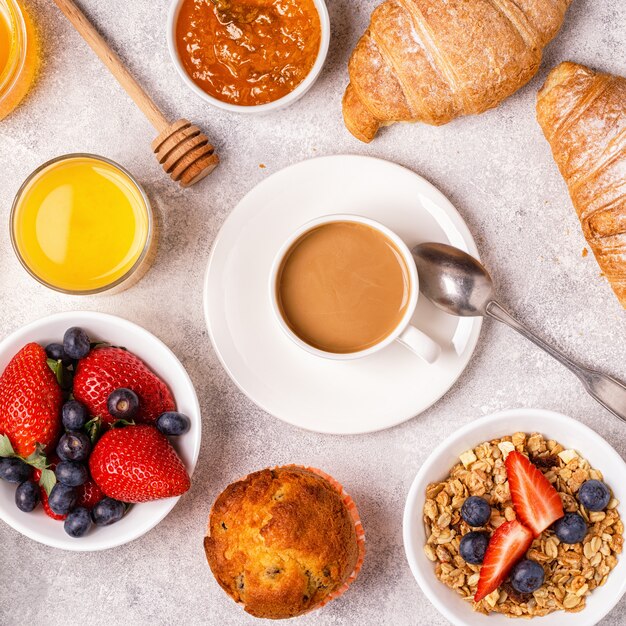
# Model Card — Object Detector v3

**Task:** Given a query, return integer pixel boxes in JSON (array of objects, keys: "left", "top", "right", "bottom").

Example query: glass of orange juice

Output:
[
  {"left": 11, "top": 154, "right": 155, "bottom": 295},
  {"left": 0, "top": 0, "right": 38, "bottom": 120}
]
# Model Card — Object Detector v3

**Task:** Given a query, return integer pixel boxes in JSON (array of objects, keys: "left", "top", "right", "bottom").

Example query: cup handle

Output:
[{"left": 396, "top": 324, "right": 441, "bottom": 364}]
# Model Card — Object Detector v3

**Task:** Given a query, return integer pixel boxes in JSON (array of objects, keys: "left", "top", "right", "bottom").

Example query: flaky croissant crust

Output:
[
  {"left": 537, "top": 62, "right": 626, "bottom": 307},
  {"left": 343, "top": 0, "right": 571, "bottom": 142}
]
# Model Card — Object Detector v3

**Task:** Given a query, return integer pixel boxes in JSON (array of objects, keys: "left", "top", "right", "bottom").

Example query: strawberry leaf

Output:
[
  {"left": 0, "top": 435, "right": 15, "bottom": 458},
  {"left": 112, "top": 419, "right": 135, "bottom": 429},
  {"left": 85, "top": 417, "right": 103, "bottom": 445},
  {"left": 24, "top": 443, "right": 49, "bottom": 470},
  {"left": 48, "top": 358, "right": 73, "bottom": 390},
  {"left": 39, "top": 469, "right": 56, "bottom": 496},
  {"left": 47, "top": 357, "right": 62, "bottom": 380}
]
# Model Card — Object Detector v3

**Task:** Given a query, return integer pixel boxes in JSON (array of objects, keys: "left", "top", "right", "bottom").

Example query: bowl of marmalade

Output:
[
  {"left": 167, "top": 0, "right": 330, "bottom": 113},
  {"left": 11, "top": 154, "right": 155, "bottom": 295}
]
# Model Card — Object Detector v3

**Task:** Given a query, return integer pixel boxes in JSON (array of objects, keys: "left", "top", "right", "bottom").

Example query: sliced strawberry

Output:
[
  {"left": 505, "top": 451, "right": 564, "bottom": 537},
  {"left": 474, "top": 520, "right": 533, "bottom": 602}
]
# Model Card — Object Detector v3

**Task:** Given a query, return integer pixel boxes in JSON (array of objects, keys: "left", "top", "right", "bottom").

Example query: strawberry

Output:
[
  {"left": 0, "top": 343, "right": 62, "bottom": 457},
  {"left": 73, "top": 347, "right": 175, "bottom": 425},
  {"left": 505, "top": 451, "right": 564, "bottom": 537},
  {"left": 76, "top": 477, "right": 104, "bottom": 510},
  {"left": 89, "top": 425, "right": 190, "bottom": 503},
  {"left": 474, "top": 520, "right": 533, "bottom": 602}
]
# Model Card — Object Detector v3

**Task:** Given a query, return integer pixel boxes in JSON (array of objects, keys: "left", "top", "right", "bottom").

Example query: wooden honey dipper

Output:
[{"left": 53, "top": 0, "right": 219, "bottom": 187}]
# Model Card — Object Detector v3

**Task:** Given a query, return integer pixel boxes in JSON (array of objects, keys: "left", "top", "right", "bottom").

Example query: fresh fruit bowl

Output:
[
  {"left": 0, "top": 312, "right": 201, "bottom": 551},
  {"left": 403, "top": 409, "right": 626, "bottom": 626}
]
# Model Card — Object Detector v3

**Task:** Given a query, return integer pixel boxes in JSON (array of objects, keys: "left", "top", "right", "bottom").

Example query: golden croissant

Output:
[
  {"left": 537, "top": 62, "right": 626, "bottom": 307},
  {"left": 343, "top": 0, "right": 571, "bottom": 142}
]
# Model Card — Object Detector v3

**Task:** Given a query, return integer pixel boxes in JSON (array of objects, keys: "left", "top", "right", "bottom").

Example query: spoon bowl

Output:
[{"left": 412, "top": 242, "right": 494, "bottom": 317}]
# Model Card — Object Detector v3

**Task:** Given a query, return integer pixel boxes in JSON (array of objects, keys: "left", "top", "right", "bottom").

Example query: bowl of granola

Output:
[{"left": 403, "top": 408, "right": 626, "bottom": 626}]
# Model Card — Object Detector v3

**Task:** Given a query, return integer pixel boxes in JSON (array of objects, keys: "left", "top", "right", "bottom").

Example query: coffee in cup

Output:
[
  {"left": 276, "top": 220, "right": 410, "bottom": 353},
  {"left": 270, "top": 215, "right": 441, "bottom": 363}
]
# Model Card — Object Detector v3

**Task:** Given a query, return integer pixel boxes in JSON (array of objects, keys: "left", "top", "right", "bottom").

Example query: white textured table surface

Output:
[{"left": 1, "top": 1, "right": 625, "bottom": 625}]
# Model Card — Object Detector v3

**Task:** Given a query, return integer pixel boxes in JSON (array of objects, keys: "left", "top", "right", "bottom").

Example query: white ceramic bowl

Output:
[
  {"left": 0, "top": 312, "right": 201, "bottom": 551},
  {"left": 403, "top": 408, "right": 626, "bottom": 626},
  {"left": 167, "top": 0, "right": 331, "bottom": 114}
]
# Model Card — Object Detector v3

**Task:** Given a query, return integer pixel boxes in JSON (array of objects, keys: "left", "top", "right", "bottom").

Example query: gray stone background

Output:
[{"left": 0, "top": 0, "right": 624, "bottom": 624}]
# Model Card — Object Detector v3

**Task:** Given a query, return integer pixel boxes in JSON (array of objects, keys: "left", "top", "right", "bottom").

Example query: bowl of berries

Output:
[
  {"left": 403, "top": 408, "right": 626, "bottom": 626},
  {"left": 0, "top": 311, "right": 201, "bottom": 551}
]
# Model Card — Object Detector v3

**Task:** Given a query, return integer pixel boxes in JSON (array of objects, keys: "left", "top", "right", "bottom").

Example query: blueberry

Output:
[
  {"left": 510, "top": 559, "right": 545, "bottom": 594},
  {"left": 459, "top": 531, "right": 490, "bottom": 564},
  {"left": 57, "top": 431, "right": 91, "bottom": 462},
  {"left": 15, "top": 481, "right": 40, "bottom": 512},
  {"left": 45, "top": 343, "right": 72, "bottom": 366},
  {"left": 55, "top": 461, "right": 88, "bottom": 487},
  {"left": 156, "top": 411, "right": 191, "bottom": 436},
  {"left": 107, "top": 388, "right": 139, "bottom": 420},
  {"left": 92, "top": 497, "right": 125, "bottom": 526},
  {"left": 460, "top": 496, "right": 491, "bottom": 527},
  {"left": 64, "top": 507, "right": 92, "bottom": 538},
  {"left": 578, "top": 480, "right": 611, "bottom": 512},
  {"left": 63, "top": 327, "right": 91, "bottom": 360},
  {"left": 0, "top": 457, "right": 33, "bottom": 483},
  {"left": 553, "top": 513, "right": 588, "bottom": 544},
  {"left": 48, "top": 483, "right": 77, "bottom": 516},
  {"left": 62, "top": 400, "right": 89, "bottom": 431}
]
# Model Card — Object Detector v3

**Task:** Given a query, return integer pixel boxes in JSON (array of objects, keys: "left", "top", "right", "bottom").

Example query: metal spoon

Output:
[{"left": 412, "top": 242, "right": 626, "bottom": 422}]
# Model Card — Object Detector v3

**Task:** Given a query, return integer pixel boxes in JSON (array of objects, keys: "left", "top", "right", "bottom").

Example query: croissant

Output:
[
  {"left": 343, "top": 0, "right": 571, "bottom": 142},
  {"left": 536, "top": 62, "right": 626, "bottom": 307}
]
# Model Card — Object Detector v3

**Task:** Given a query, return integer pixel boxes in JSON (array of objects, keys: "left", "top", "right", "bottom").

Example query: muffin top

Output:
[{"left": 204, "top": 466, "right": 360, "bottom": 619}]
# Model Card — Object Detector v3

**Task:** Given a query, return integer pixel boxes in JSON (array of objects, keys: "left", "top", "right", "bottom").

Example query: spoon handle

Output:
[{"left": 486, "top": 300, "right": 626, "bottom": 423}]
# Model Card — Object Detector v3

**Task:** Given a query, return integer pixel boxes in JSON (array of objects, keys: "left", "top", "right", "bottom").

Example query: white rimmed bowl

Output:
[
  {"left": 0, "top": 312, "right": 201, "bottom": 551},
  {"left": 166, "top": 0, "right": 331, "bottom": 114},
  {"left": 403, "top": 408, "right": 626, "bottom": 626}
]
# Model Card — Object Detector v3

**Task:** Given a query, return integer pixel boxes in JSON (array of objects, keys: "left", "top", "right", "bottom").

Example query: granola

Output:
[{"left": 422, "top": 432, "right": 623, "bottom": 617}]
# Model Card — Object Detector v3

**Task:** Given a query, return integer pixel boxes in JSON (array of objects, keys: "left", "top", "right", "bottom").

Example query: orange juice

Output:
[
  {"left": 12, "top": 155, "right": 152, "bottom": 294},
  {"left": 0, "top": 0, "right": 39, "bottom": 120}
]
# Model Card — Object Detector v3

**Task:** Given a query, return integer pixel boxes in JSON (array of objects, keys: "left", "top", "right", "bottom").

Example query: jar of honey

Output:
[
  {"left": 0, "top": 0, "right": 38, "bottom": 120},
  {"left": 11, "top": 155, "right": 155, "bottom": 295}
]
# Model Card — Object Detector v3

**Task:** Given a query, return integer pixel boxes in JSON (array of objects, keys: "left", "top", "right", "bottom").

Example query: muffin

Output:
[{"left": 204, "top": 465, "right": 365, "bottom": 619}]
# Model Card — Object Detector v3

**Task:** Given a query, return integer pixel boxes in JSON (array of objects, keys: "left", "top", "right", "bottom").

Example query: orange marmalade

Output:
[{"left": 175, "top": 0, "right": 321, "bottom": 106}]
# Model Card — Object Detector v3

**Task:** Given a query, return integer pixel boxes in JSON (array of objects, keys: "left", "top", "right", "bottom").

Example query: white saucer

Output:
[{"left": 203, "top": 155, "right": 482, "bottom": 434}]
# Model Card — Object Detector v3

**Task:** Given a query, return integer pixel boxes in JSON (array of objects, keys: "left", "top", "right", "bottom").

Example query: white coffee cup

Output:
[{"left": 269, "top": 214, "right": 442, "bottom": 363}]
